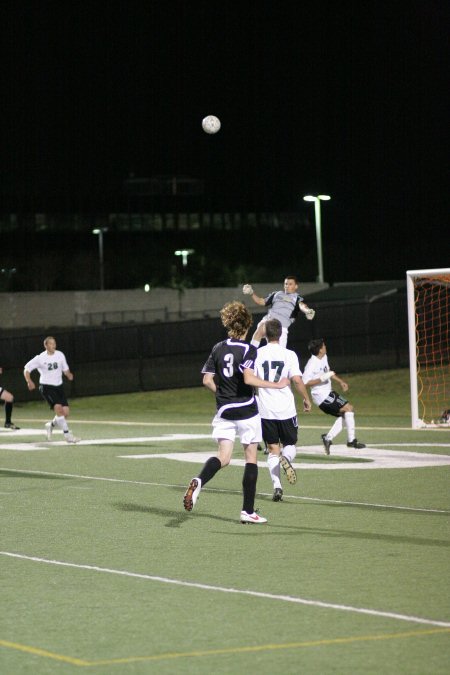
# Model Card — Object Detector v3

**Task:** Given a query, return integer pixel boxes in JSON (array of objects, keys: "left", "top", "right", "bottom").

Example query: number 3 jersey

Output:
[
  {"left": 24, "top": 350, "right": 69, "bottom": 386},
  {"left": 202, "top": 338, "right": 259, "bottom": 421},
  {"left": 254, "top": 342, "right": 302, "bottom": 420}
]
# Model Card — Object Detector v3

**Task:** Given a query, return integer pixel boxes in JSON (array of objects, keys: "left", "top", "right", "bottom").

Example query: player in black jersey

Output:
[{"left": 183, "top": 301, "right": 290, "bottom": 524}]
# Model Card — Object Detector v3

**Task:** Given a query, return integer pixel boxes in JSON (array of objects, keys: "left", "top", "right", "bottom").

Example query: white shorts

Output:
[
  {"left": 212, "top": 413, "right": 262, "bottom": 445},
  {"left": 256, "top": 316, "right": 288, "bottom": 348}
]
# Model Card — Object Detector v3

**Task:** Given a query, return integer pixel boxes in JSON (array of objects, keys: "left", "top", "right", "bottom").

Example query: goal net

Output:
[{"left": 407, "top": 268, "right": 450, "bottom": 428}]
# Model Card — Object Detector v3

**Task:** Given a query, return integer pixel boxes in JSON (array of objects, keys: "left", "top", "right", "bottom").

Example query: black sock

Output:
[
  {"left": 198, "top": 456, "right": 221, "bottom": 487},
  {"left": 5, "top": 402, "right": 12, "bottom": 424},
  {"left": 242, "top": 462, "right": 258, "bottom": 514}
]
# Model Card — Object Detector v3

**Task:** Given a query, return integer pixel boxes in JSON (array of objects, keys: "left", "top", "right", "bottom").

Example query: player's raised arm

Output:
[
  {"left": 242, "top": 284, "right": 265, "bottom": 306},
  {"left": 299, "top": 301, "right": 315, "bottom": 320}
]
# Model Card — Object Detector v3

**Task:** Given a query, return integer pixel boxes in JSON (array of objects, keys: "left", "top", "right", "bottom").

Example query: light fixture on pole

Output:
[
  {"left": 174, "top": 249, "right": 194, "bottom": 267},
  {"left": 303, "top": 195, "right": 330, "bottom": 284},
  {"left": 92, "top": 227, "right": 108, "bottom": 290}
]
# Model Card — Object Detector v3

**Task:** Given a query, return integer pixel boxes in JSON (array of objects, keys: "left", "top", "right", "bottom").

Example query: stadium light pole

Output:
[
  {"left": 174, "top": 249, "right": 194, "bottom": 267},
  {"left": 303, "top": 195, "right": 331, "bottom": 284},
  {"left": 92, "top": 228, "right": 108, "bottom": 290}
]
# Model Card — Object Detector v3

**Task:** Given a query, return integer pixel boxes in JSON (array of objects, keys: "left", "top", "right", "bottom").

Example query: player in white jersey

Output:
[
  {"left": 302, "top": 338, "right": 365, "bottom": 454},
  {"left": 254, "top": 319, "right": 311, "bottom": 501},
  {"left": 0, "top": 367, "right": 20, "bottom": 429},
  {"left": 242, "top": 275, "right": 315, "bottom": 348},
  {"left": 24, "top": 336, "right": 79, "bottom": 443}
]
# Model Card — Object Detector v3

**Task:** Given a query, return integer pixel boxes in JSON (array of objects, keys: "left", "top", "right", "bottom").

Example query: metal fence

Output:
[{"left": 1, "top": 293, "right": 408, "bottom": 402}]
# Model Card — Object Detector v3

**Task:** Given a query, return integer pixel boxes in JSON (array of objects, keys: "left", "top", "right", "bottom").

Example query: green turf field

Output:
[{"left": 1, "top": 368, "right": 449, "bottom": 674}]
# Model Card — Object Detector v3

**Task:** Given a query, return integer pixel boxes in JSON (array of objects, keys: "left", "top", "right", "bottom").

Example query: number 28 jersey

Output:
[
  {"left": 24, "top": 350, "right": 69, "bottom": 386},
  {"left": 201, "top": 338, "right": 259, "bottom": 421}
]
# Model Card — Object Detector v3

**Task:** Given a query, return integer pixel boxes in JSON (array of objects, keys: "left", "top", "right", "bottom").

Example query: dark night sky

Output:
[{"left": 1, "top": 0, "right": 449, "bottom": 278}]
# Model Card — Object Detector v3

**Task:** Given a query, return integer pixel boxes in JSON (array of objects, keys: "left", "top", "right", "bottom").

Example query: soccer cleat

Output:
[
  {"left": 347, "top": 439, "right": 366, "bottom": 449},
  {"left": 65, "top": 433, "right": 80, "bottom": 444},
  {"left": 183, "top": 478, "right": 202, "bottom": 512},
  {"left": 4, "top": 422, "right": 20, "bottom": 430},
  {"left": 45, "top": 422, "right": 53, "bottom": 440},
  {"left": 321, "top": 434, "right": 332, "bottom": 455},
  {"left": 279, "top": 455, "right": 297, "bottom": 484},
  {"left": 272, "top": 488, "right": 283, "bottom": 502},
  {"left": 240, "top": 511, "right": 267, "bottom": 524}
]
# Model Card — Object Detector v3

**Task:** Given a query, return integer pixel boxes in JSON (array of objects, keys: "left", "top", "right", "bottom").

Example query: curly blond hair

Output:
[{"left": 220, "top": 301, "right": 253, "bottom": 339}]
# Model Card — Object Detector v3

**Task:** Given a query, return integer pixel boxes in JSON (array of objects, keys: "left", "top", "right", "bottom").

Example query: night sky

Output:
[{"left": 2, "top": 1, "right": 449, "bottom": 280}]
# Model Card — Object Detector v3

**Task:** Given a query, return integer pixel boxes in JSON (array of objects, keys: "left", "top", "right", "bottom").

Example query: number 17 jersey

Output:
[
  {"left": 254, "top": 342, "right": 301, "bottom": 420},
  {"left": 201, "top": 338, "right": 259, "bottom": 421}
]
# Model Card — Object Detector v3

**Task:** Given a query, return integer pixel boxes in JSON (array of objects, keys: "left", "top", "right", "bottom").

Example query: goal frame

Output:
[{"left": 407, "top": 268, "right": 450, "bottom": 428}]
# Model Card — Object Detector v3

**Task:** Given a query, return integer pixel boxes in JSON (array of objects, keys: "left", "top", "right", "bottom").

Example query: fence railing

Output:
[{"left": 1, "top": 294, "right": 408, "bottom": 401}]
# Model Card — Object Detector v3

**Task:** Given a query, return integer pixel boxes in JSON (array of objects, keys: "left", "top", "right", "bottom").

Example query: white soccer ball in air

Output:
[{"left": 202, "top": 115, "right": 221, "bottom": 134}]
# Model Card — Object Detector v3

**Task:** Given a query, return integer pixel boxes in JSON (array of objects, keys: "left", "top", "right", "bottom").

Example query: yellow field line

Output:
[
  {"left": 0, "top": 639, "right": 89, "bottom": 665},
  {"left": 2, "top": 628, "right": 449, "bottom": 667}
]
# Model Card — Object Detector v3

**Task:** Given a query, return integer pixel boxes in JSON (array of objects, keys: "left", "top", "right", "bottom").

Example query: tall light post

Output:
[
  {"left": 303, "top": 194, "right": 331, "bottom": 284},
  {"left": 92, "top": 228, "right": 108, "bottom": 290},
  {"left": 174, "top": 249, "right": 194, "bottom": 267}
]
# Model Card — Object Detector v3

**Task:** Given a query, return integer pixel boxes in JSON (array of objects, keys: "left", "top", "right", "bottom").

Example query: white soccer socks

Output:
[
  {"left": 267, "top": 453, "right": 282, "bottom": 489},
  {"left": 344, "top": 411, "right": 355, "bottom": 443}
]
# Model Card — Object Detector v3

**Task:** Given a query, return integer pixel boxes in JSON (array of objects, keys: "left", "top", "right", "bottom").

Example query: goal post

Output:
[{"left": 407, "top": 268, "right": 450, "bottom": 428}]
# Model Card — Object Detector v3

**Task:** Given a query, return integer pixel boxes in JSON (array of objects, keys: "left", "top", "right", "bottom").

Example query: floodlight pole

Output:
[
  {"left": 92, "top": 228, "right": 108, "bottom": 290},
  {"left": 303, "top": 195, "right": 330, "bottom": 284},
  {"left": 174, "top": 249, "right": 194, "bottom": 267}
]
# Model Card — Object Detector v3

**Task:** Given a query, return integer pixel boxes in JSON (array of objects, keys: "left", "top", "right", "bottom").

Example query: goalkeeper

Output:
[
  {"left": 302, "top": 338, "right": 366, "bottom": 454},
  {"left": 242, "top": 275, "right": 315, "bottom": 349}
]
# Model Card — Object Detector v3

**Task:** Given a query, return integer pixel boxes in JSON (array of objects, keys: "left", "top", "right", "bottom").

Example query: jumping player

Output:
[{"left": 243, "top": 275, "right": 315, "bottom": 348}]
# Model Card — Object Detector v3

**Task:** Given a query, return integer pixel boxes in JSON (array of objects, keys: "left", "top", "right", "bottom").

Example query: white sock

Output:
[
  {"left": 281, "top": 444, "right": 297, "bottom": 463},
  {"left": 344, "top": 411, "right": 355, "bottom": 442},
  {"left": 54, "top": 415, "right": 69, "bottom": 433},
  {"left": 326, "top": 416, "right": 343, "bottom": 440},
  {"left": 267, "top": 453, "right": 282, "bottom": 489}
]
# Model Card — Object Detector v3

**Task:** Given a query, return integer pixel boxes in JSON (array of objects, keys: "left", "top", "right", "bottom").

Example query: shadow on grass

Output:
[
  {"left": 113, "top": 501, "right": 450, "bottom": 547},
  {"left": 113, "top": 501, "right": 239, "bottom": 528},
  {"left": 0, "top": 469, "right": 70, "bottom": 480},
  {"left": 269, "top": 496, "right": 450, "bottom": 517}
]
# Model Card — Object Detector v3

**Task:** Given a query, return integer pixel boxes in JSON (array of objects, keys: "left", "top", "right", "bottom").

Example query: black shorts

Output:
[
  {"left": 261, "top": 416, "right": 298, "bottom": 446},
  {"left": 39, "top": 384, "right": 69, "bottom": 409},
  {"left": 319, "top": 390, "right": 348, "bottom": 417}
]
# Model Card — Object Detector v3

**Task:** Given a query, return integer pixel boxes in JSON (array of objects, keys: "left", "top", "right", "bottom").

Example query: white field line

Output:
[
  {"left": 120, "top": 447, "right": 450, "bottom": 470},
  {"left": 7, "top": 419, "right": 449, "bottom": 432},
  {"left": 0, "top": 466, "right": 448, "bottom": 514},
  {"left": 1, "top": 551, "right": 449, "bottom": 629}
]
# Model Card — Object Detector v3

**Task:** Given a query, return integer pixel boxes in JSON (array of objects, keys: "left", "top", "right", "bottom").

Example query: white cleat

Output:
[
  {"left": 183, "top": 478, "right": 202, "bottom": 511},
  {"left": 65, "top": 433, "right": 80, "bottom": 444},
  {"left": 240, "top": 511, "right": 268, "bottom": 524},
  {"left": 45, "top": 422, "right": 53, "bottom": 441}
]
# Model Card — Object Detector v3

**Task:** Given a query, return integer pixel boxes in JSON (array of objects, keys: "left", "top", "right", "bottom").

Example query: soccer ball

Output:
[{"left": 202, "top": 115, "right": 221, "bottom": 134}]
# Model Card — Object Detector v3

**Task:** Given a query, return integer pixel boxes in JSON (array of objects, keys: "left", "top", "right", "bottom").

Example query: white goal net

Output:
[{"left": 407, "top": 268, "right": 450, "bottom": 428}]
